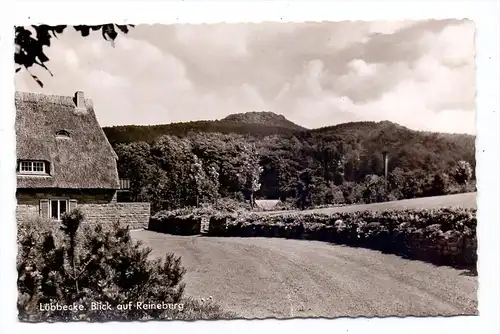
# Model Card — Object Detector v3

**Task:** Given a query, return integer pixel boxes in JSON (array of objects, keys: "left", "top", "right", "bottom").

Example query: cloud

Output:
[
  {"left": 175, "top": 24, "right": 250, "bottom": 58},
  {"left": 64, "top": 49, "right": 80, "bottom": 69},
  {"left": 259, "top": 20, "right": 475, "bottom": 134},
  {"left": 15, "top": 20, "right": 475, "bottom": 134},
  {"left": 368, "top": 21, "right": 417, "bottom": 35},
  {"left": 346, "top": 59, "right": 377, "bottom": 77}
]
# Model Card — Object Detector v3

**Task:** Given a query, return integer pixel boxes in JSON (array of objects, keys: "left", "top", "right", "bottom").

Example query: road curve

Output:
[{"left": 131, "top": 230, "right": 478, "bottom": 319}]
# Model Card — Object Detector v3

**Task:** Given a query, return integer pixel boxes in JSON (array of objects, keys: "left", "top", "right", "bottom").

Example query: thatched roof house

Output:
[
  {"left": 16, "top": 91, "right": 119, "bottom": 189},
  {"left": 15, "top": 91, "right": 150, "bottom": 228}
]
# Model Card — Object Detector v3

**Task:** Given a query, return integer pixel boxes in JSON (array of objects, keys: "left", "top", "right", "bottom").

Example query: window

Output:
[
  {"left": 119, "top": 179, "right": 130, "bottom": 190},
  {"left": 40, "top": 199, "right": 77, "bottom": 221},
  {"left": 56, "top": 130, "right": 71, "bottom": 139},
  {"left": 19, "top": 160, "right": 46, "bottom": 174},
  {"left": 50, "top": 200, "right": 67, "bottom": 221}
]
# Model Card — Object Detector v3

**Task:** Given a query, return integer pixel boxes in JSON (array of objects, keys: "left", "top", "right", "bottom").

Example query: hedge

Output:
[
  {"left": 149, "top": 212, "right": 202, "bottom": 235},
  {"left": 149, "top": 208, "right": 239, "bottom": 235},
  {"left": 207, "top": 208, "right": 477, "bottom": 268},
  {"left": 149, "top": 207, "right": 476, "bottom": 268}
]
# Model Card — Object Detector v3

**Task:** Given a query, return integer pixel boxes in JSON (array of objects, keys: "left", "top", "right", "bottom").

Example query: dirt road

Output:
[{"left": 131, "top": 230, "right": 478, "bottom": 319}]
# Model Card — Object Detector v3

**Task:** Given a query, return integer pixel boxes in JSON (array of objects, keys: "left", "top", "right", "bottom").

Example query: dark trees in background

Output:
[
  {"left": 429, "top": 173, "right": 450, "bottom": 196},
  {"left": 112, "top": 121, "right": 476, "bottom": 213},
  {"left": 452, "top": 160, "right": 473, "bottom": 185},
  {"left": 362, "top": 174, "right": 389, "bottom": 204},
  {"left": 387, "top": 167, "right": 405, "bottom": 200},
  {"left": 296, "top": 168, "right": 316, "bottom": 209},
  {"left": 115, "top": 133, "right": 263, "bottom": 212},
  {"left": 114, "top": 141, "right": 155, "bottom": 201},
  {"left": 13, "top": 25, "right": 475, "bottom": 211},
  {"left": 15, "top": 24, "right": 133, "bottom": 87},
  {"left": 246, "top": 164, "right": 263, "bottom": 209}
]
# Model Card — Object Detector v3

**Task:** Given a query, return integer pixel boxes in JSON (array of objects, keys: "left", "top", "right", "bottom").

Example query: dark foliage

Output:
[
  {"left": 201, "top": 208, "right": 477, "bottom": 268},
  {"left": 109, "top": 117, "right": 475, "bottom": 213},
  {"left": 15, "top": 24, "right": 133, "bottom": 87},
  {"left": 149, "top": 216, "right": 202, "bottom": 236},
  {"left": 103, "top": 119, "right": 304, "bottom": 146},
  {"left": 222, "top": 111, "right": 306, "bottom": 130},
  {"left": 17, "top": 209, "right": 234, "bottom": 321}
]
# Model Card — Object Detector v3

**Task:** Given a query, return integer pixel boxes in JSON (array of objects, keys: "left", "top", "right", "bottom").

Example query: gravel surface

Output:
[{"left": 131, "top": 231, "right": 478, "bottom": 319}]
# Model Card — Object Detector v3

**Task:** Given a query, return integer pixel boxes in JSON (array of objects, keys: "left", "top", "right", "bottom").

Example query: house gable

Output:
[{"left": 15, "top": 91, "right": 120, "bottom": 190}]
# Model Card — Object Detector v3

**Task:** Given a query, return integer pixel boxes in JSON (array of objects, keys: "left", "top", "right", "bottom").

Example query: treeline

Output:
[
  {"left": 115, "top": 133, "right": 262, "bottom": 213},
  {"left": 104, "top": 120, "right": 302, "bottom": 146},
  {"left": 114, "top": 120, "right": 475, "bottom": 213}
]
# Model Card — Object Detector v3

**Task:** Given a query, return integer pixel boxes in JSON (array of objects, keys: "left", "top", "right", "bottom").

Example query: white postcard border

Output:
[{"left": 1, "top": 1, "right": 498, "bottom": 334}]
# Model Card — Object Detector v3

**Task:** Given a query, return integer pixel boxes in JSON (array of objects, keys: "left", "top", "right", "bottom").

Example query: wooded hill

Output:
[
  {"left": 106, "top": 112, "right": 476, "bottom": 212},
  {"left": 103, "top": 112, "right": 475, "bottom": 176},
  {"left": 103, "top": 112, "right": 305, "bottom": 146}
]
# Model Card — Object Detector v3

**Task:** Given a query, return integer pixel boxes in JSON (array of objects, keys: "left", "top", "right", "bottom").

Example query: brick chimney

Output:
[{"left": 74, "top": 91, "right": 86, "bottom": 112}]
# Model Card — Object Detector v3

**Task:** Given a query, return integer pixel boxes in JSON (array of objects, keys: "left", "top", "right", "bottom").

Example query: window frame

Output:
[
  {"left": 18, "top": 160, "right": 47, "bottom": 175},
  {"left": 55, "top": 130, "right": 71, "bottom": 139},
  {"left": 49, "top": 199, "right": 69, "bottom": 221}
]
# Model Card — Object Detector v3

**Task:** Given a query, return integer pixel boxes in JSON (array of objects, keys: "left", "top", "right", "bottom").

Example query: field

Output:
[
  {"left": 132, "top": 193, "right": 478, "bottom": 318},
  {"left": 260, "top": 192, "right": 476, "bottom": 216}
]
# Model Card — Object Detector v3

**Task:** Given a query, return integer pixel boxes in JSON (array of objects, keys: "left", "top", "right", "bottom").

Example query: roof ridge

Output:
[{"left": 15, "top": 91, "right": 94, "bottom": 108}]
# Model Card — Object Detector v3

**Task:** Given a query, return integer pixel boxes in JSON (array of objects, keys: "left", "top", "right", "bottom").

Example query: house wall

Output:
[
  {"left": 17, "top": 189, "right": 118, "bottom": 205},
  {"left": 16, "top": 189, "right": 150, "bottom": 229},
  {"left": 16, "top": 204, "right": 40, "bottom": 222},
  {"left": 78, "top": 202, "right": 150, "bottom": 229}
]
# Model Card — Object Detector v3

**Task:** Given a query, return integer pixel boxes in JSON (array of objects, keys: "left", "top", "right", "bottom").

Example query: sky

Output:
[{"left": 15, "top": 20, "right": 476, "bottom": 134}]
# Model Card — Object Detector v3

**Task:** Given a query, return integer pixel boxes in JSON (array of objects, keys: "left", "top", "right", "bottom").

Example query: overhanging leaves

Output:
[{"left": 14, "top": 24, "right": 134, "bottom": 87}]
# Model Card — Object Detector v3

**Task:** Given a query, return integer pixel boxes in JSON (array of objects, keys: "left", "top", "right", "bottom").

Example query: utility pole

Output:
[{"left": 382, "top": 151, "right": 389, "bottom": 179}]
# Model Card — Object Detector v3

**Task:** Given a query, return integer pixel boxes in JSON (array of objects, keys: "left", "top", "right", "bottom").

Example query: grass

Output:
[{"left": 260, "top": 192, "right": 477, "bottom": 216}]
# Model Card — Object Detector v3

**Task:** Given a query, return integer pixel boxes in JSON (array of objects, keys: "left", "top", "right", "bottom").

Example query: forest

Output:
[{"left": 105, "top": 113, "right": 476, "bottom": 214}]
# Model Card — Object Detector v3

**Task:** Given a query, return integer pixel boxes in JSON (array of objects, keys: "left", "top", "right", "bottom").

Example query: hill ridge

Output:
[
  {"left": 102, "top": 113, "right": 474, "bottom": 149},
  {"left": 222, "top": 111, "right": 306, "bottom": 131}
]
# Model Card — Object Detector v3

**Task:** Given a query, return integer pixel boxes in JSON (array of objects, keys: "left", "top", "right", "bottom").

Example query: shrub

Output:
[
  {"left": 210, "top": 197, "right": 252, "bottom": 212},
  {"left": 340, "top": 182, "right": 365, "bottom": 204},
  {"left": 149, "top": 215, "right": 202, "bottom": 235},
  {"left": 452, "top": 160, "right": 473, "bottom": 185},
  {"left": 271, "top": 200, "right": 297, "bottom": 211},
  {"left": 361, "top": 175, "right": 389, "bottom": 203},
  {"left": 17, "top": 209, "right": 234, "bottom": 321},
  {"left": 201, "top": 208, "right": 477, "bottom": 268}
]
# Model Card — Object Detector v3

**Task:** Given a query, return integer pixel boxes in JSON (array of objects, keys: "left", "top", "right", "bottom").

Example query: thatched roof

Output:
[{"left": 15, "top": 91, "right": 120, "bottom": 189}]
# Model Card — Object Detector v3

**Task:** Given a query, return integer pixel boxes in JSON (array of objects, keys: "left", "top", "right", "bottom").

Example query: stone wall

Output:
[
  {"left": 78, "top": 203, "right": 151, "bottom": 229},
  {"left": 200, "top": 209, "right": 477, "bottom": 268},
  {"left": 407, "top": 226, "right": 477, "bottom": 266},
  {"left": 16, "top": 202, "right": 150, "bottom": 229},
  {"left": 148, "top": 216, "right": 201, "bottom": 235},
  {"left": 16, "top": 188, "right": 150, "bottom": 229},
  {"left": 16, "top": 204, "right": 39, "bottom": 223}
]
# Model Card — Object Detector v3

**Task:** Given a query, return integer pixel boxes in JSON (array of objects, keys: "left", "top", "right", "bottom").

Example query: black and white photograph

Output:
[{"left": 11, "top": 18, "right": 481, "bottom": 322}]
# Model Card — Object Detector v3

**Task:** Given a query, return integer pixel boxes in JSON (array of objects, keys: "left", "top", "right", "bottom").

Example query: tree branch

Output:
[{"left": 14, "top": 24, "right": 134, "bottom": 87}]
